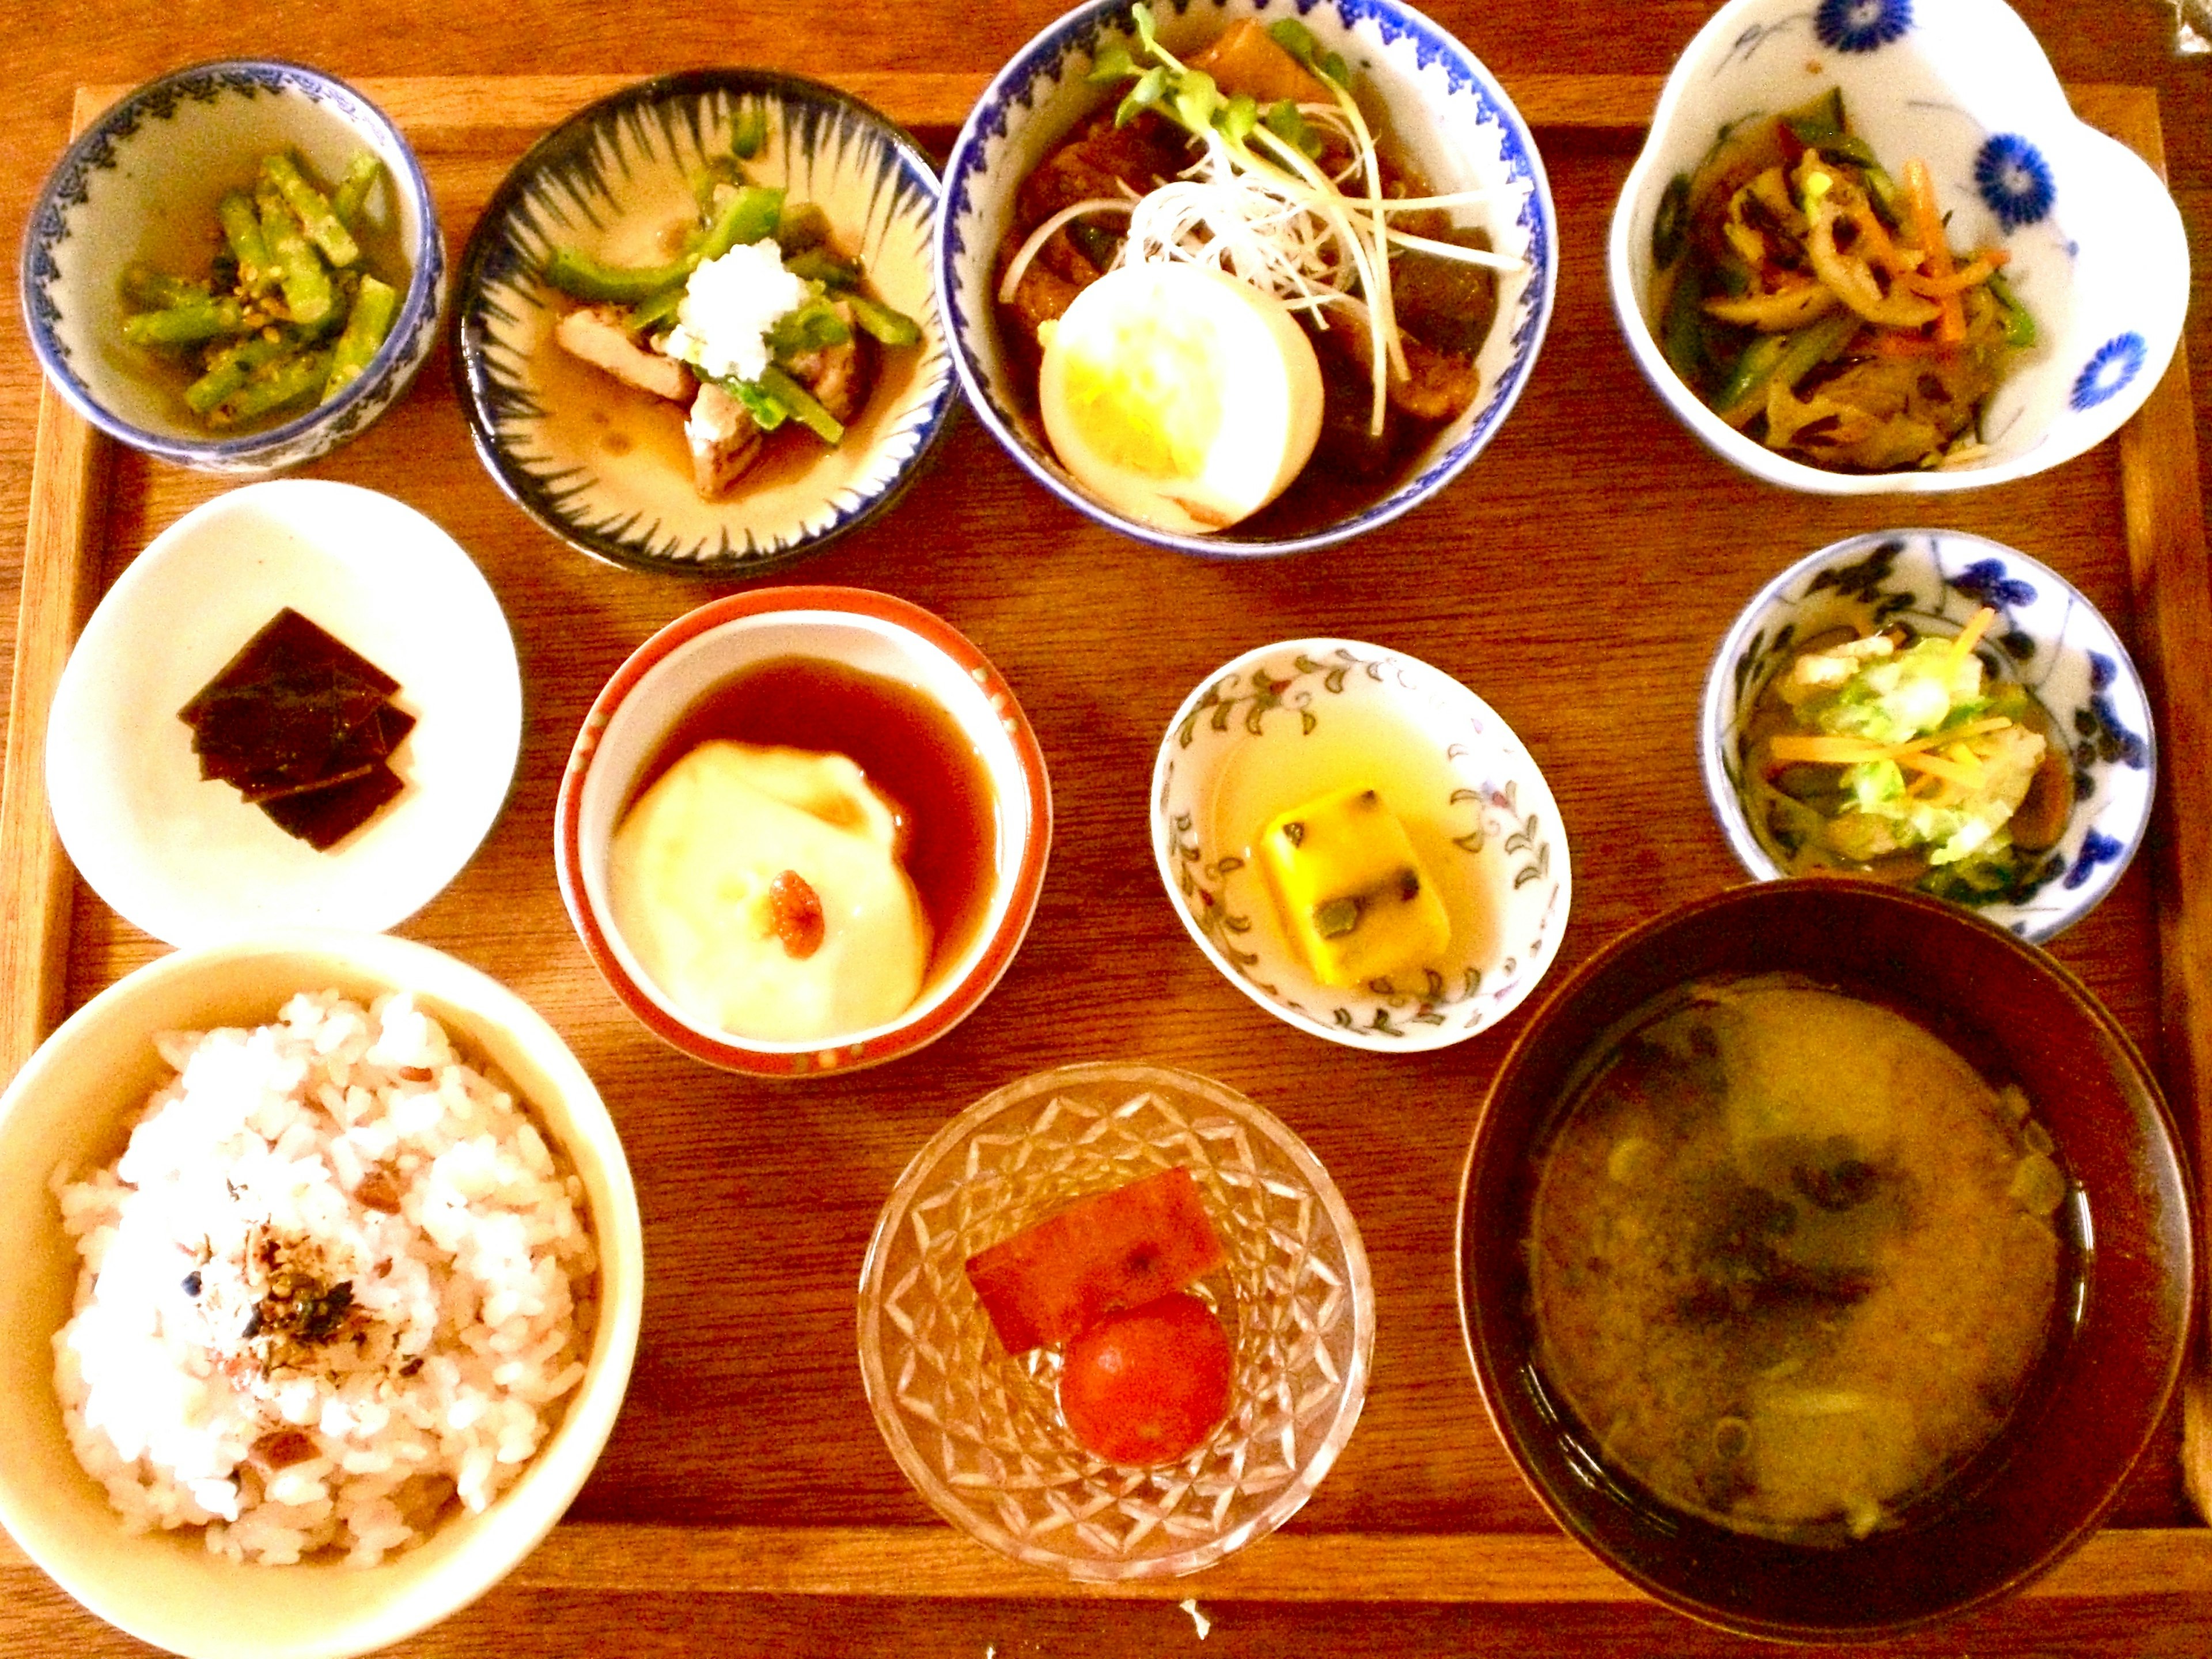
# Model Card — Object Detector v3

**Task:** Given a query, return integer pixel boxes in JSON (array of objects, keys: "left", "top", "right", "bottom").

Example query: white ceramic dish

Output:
[
  {"left": 1701, "top": 528, "right": 2154, "bottom": 942},
  {"left": 938, "top": 0, "right": 1557, "bottom": 556},
  {"left": 858, "top": 1060, "right": 1373, "bottom": 1581},
  {"left": 1609, "top": 0, "right": 2189, "bottom": 493},
  {"left": 0, "top": 930, "right": 643, "bottom": 1659},
  {"left": 555, "top": 586, "right": 1051, "bottom": 1077},
  {"left": 46, "top": 480, "right": 521, "bottom": 946},
  {"left": 454, "top": 70, "right": 956, "bottom": 575},
  {"left": 21, "top": 60, "right": 445, "bottom": 474},
  {"left": 1151, "top": 638, "right": 1571, "bottom": 1051}
]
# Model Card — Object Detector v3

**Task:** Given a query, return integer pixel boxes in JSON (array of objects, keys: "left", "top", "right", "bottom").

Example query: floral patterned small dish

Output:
[
  {"left": 21, "top": 60, "right": 444, "bottom": 474},
  {"left": 1702, "top": 529, "right": 2155, "bottom": 942},
  {"left": 454, "top": 71, "right": 956, "bottom": 575},
  {"left": 1151, "top": 639, "right": 1571, "bottom": 1052},
  {"left": 939, "top": 0, "right": 1556, "bottom": 557},
  {"left": 858, "top": 1061, "right": 1373, "bottom": 1581},
  {"left": 1610, "top": 0, "right": 2189, "bottom": 494}
]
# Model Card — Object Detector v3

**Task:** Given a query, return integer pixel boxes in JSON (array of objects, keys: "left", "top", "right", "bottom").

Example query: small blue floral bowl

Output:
[
  {"left": 1701, "top": 529, "right": 2156, "bottom": 941},
  {"left": 940, "top": 0, "right": 1557, "bottom": 556},
  {"left": 20, "top": 60, "right": 445, "bottom": 474},
  {"left": 1611, "top": 0, "right": 2189, "bottom": 494}
]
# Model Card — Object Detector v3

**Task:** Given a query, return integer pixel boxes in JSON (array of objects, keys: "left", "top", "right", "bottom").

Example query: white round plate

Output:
[{"left": 46, "top": 480, "right": 521, "bottom": 945}]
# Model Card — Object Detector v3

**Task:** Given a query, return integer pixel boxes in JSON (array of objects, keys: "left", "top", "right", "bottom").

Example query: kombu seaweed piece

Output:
[
  {"left": 180, "top": 608, "right": 398, "bottom": 725},
  {"left": 257, "top": 762, "right": 405, "bottom": 850},
  {"left": 180, "top": 608, "right": 412, "bottom": 850}
]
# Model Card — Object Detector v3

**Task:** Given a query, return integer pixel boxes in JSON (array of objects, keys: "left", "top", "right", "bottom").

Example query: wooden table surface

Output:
[{"left": 6, "top": 2, "right": 2212, "bottom": 1654}]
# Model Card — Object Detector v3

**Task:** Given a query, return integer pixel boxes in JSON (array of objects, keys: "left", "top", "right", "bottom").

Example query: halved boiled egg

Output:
[{"left": 1037, "top": 263, "right": 1324, "bottom": 535}]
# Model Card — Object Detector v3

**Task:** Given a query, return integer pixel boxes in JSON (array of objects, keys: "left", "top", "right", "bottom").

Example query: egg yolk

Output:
[
  {"left": 1052, "top": 310, "right": 1226, "bottom": 480},
  {"left": 1037, "top": 263, "right": 1323, "bottom": 535}
]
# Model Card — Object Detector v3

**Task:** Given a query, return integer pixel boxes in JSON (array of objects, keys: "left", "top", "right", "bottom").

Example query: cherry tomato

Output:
[{"left": 1058, "top": 1291, "right": 1233, "bottom": 1465}]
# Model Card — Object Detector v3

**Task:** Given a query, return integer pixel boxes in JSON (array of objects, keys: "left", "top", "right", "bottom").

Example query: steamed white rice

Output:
[{"left": 52, "top": 989, "right": 597, "bottom": 1566}]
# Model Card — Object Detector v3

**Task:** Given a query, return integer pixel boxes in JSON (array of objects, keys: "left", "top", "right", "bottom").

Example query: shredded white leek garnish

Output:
[{"left": 1002, "top": 14, "right": 1529, "bottom": 437}]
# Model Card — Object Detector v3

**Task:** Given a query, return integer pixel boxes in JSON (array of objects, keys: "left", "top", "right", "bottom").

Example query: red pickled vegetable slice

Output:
[{"left": 964, "top": 1167, "right": 1226, "bottom": 1355}]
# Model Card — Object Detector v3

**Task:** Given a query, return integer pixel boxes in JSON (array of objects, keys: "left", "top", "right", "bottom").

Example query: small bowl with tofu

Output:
[
  {"left": 858, "top": 1060, "right": 1375, "bottom": 1580},
  {"left": 555, "top": 585, "right": 1052, "bottom": 1077},
  {"left": 1151, "top": 637, "right": 1572, "bottom": 1051},
  {"left": 1701, "top": 528, "right": 2155, "bottom": 942},
  {"left": 453, "top": 70, "right": 958, "bottom": 575}
]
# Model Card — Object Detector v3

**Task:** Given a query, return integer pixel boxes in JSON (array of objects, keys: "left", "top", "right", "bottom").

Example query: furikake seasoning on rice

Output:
[{"left": 51, "top": 990, "right": 597, "bottom": 1566}]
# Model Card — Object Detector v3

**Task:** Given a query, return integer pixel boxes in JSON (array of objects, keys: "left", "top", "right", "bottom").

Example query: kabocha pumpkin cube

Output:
[
  {"left": 1258, "top": 785, "right": 1449, "bottom": 987},
  {"left": 963, "top": 1167, "right": 1225, "bottom": 1354}
]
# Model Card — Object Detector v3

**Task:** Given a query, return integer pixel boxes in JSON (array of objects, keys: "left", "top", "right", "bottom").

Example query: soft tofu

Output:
[
  {"left": 607, "top": 742, "right": 929, "bottom": 1042},
  {"left": 553, "top": 305, "right": 696, "bottom": 402},
  {"left": 1257, "top": 785, "right": 1450, "bottom": 988},
  {"left": 686, "top": 381, "right": 764, "bottom": 499}
]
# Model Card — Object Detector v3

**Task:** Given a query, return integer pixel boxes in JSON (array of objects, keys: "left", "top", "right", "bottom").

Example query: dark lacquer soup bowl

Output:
[{"left": 1456, "top": 880, "right": 2190, "bottom": 1641}]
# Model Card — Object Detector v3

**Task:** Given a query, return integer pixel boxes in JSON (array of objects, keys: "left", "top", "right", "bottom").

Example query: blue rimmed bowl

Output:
[
  {"left": 453, "top": 71, "right": 957, "bottom": 577},
  {"left": 1611, "top": 0, "right": 2190, "bottom": 494},
  {"left": 1701, "top": 529, "right": 2156, "bottom": 941},
  {"left": 939, "top": 0, "right": 1556, "bottom": 558},
  {"left": 20, "top": 60, "right": 445, "bottom": 475},
  {"left": 1151, "top": 637, "right": 1572, "bottom": 1051}
]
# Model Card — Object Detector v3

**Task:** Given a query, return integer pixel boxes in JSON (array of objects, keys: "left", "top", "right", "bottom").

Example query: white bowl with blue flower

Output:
[
  {"left": 20, "top": 60, "right": 445, "bottom": 474},
  {"left": 1152, "top": 638, "right": 1571, "bottom": 1051},
  {"left": 1611, "top": 0, "right": 2188, "bottom": 494},
  {"left": 453, "top": 71, "right": 956, "bottom": 577},
  {"left": 940, "top": 0, "right": 1556, "bottom": 557},
  {"left": 1702, "top": 529, "right": 2155, "bottom": 941}
]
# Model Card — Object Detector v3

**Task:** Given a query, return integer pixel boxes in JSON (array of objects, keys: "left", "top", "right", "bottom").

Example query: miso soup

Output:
[{"left": 1528, "top": 975, "right": 2066, "bottom": 1544}]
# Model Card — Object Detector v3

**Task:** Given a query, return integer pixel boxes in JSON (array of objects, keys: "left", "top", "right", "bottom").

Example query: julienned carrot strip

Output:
[
  {"left": 1899, "top": 256, "right": 1999, "bottom": 297},
  {"left": 1902, "top": 158, "right": 1966, "bottom": 344},
  {"left": 1946, "top": 606, "right": 1997, "bottom": 671}
]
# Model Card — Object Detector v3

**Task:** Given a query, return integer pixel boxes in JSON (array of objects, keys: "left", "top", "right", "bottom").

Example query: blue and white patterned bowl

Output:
[
  {"left": 454, "top": 71, "right": 956, "bottom": 577},
  {"left": 940, "top": 0, "right": 1556, "bottom": 557},
  {"left": 20, "top": 60, "right": 445, "bottom": 475},
  {"left": 1152, "top": 638, "right": 1572, "bottom": 1051},
  {"left": 1611, "top": 0, "right": 2190, "bottom": 494},
  {"left": 1701, "top": 529, "right": 2156, "bottom": 941}
]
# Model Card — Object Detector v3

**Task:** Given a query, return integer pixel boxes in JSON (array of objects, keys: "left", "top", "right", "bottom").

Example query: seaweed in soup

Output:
[{"left": 1528, "top": 975, "right": 2064, "bottom": 1544}]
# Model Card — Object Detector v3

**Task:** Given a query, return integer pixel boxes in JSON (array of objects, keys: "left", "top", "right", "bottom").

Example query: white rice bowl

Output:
[{"left": 52, "top": 989, "right": 596, "bottom": 1568}]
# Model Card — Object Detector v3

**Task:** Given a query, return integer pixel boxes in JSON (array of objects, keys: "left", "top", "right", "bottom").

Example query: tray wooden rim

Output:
[{"left": 3, "top": 72, "right": 2206, "bottom": 1605}]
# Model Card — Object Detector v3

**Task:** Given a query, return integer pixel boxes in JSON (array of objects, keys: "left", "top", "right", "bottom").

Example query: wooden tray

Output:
[{"left": 5, "top": 73, "right": 2211, "bottom": 1619}]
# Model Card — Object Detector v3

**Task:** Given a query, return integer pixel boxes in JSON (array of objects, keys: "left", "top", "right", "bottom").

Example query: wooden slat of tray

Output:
[{"left": 3, "top": 75, "right": 2207, "bottom": 1607}]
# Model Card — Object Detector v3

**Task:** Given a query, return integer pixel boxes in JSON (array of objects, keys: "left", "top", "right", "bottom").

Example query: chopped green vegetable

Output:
[
  {"left": 730, "top": 104, "right": 767, "bottom": 161},
  {"left": 783, "top": 247, "right": 861, "bottom": 288},
  {"left": 844, "top": 290, "right": 921, "bottom": 347},
  {"left": 122, "top": 263, "right": 210, "bottom": 312},
  {"left": 541, "top": 246, "right": 697, "bottom": 303},
  {"left": 210, "top": 347, "right": 334, "bottom": 425},
  {"left": 768, "top": 296, "right": 852, "bottom": 357},
  {"left": 259, "top": 183, "right": 334, "bottom": 327},
  {"left": 122, "top": 297, "right": 247, "bottom": 346},
  {"left": 187, "top": 332, "right": 294, "bottom": 414},
  {"left": 218, "top": 194, "right": 276, "bottom": 296},
  {"left": 756, "top": 362, "right": 844, "bottom": 444},
  {"left": 262, "top": 150, "right": 359, "bottom": 268},
  {"left": 322, "top": 274, "right": 398, "bottom": 401},
  {"left": 697, "top": 184, "right": 785, "bottom": 262},
  {"left": 775, "top": 202, "right": 831, "bottom": 253},
  {"left": 329, "top": 152, "right": 383, "bottom": 229}
]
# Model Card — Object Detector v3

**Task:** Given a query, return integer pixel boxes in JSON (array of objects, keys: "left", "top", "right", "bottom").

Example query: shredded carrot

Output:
[
  {"left": 1896, "top": 749, "right": 1982, "bottom": 789},
  {"left": 1902, "top": 158, "right": 1966, "bottom": 345},
  {"left": 1946, "top": 606, "right": 1997, "bottom": 671},
  {"left": 1898, "top": 256, "right": 1999, "bottom": 298},
  {"left": 1871, "top": 332, "right": 1961, "bottom": 358}
]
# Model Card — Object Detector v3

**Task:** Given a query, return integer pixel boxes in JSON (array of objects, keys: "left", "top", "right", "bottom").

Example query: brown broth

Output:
[
  {"left": 635, "top": 656, "right": 999, "bottom": 982},
  {"left": 1527, "top": 975, "right": 2068, "bottom": 1545}
]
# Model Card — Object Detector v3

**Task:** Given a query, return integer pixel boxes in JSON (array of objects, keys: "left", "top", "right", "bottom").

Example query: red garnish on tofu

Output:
[{"left": 963, "top": 1167, "right": 1226, "bottom": 1354}]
